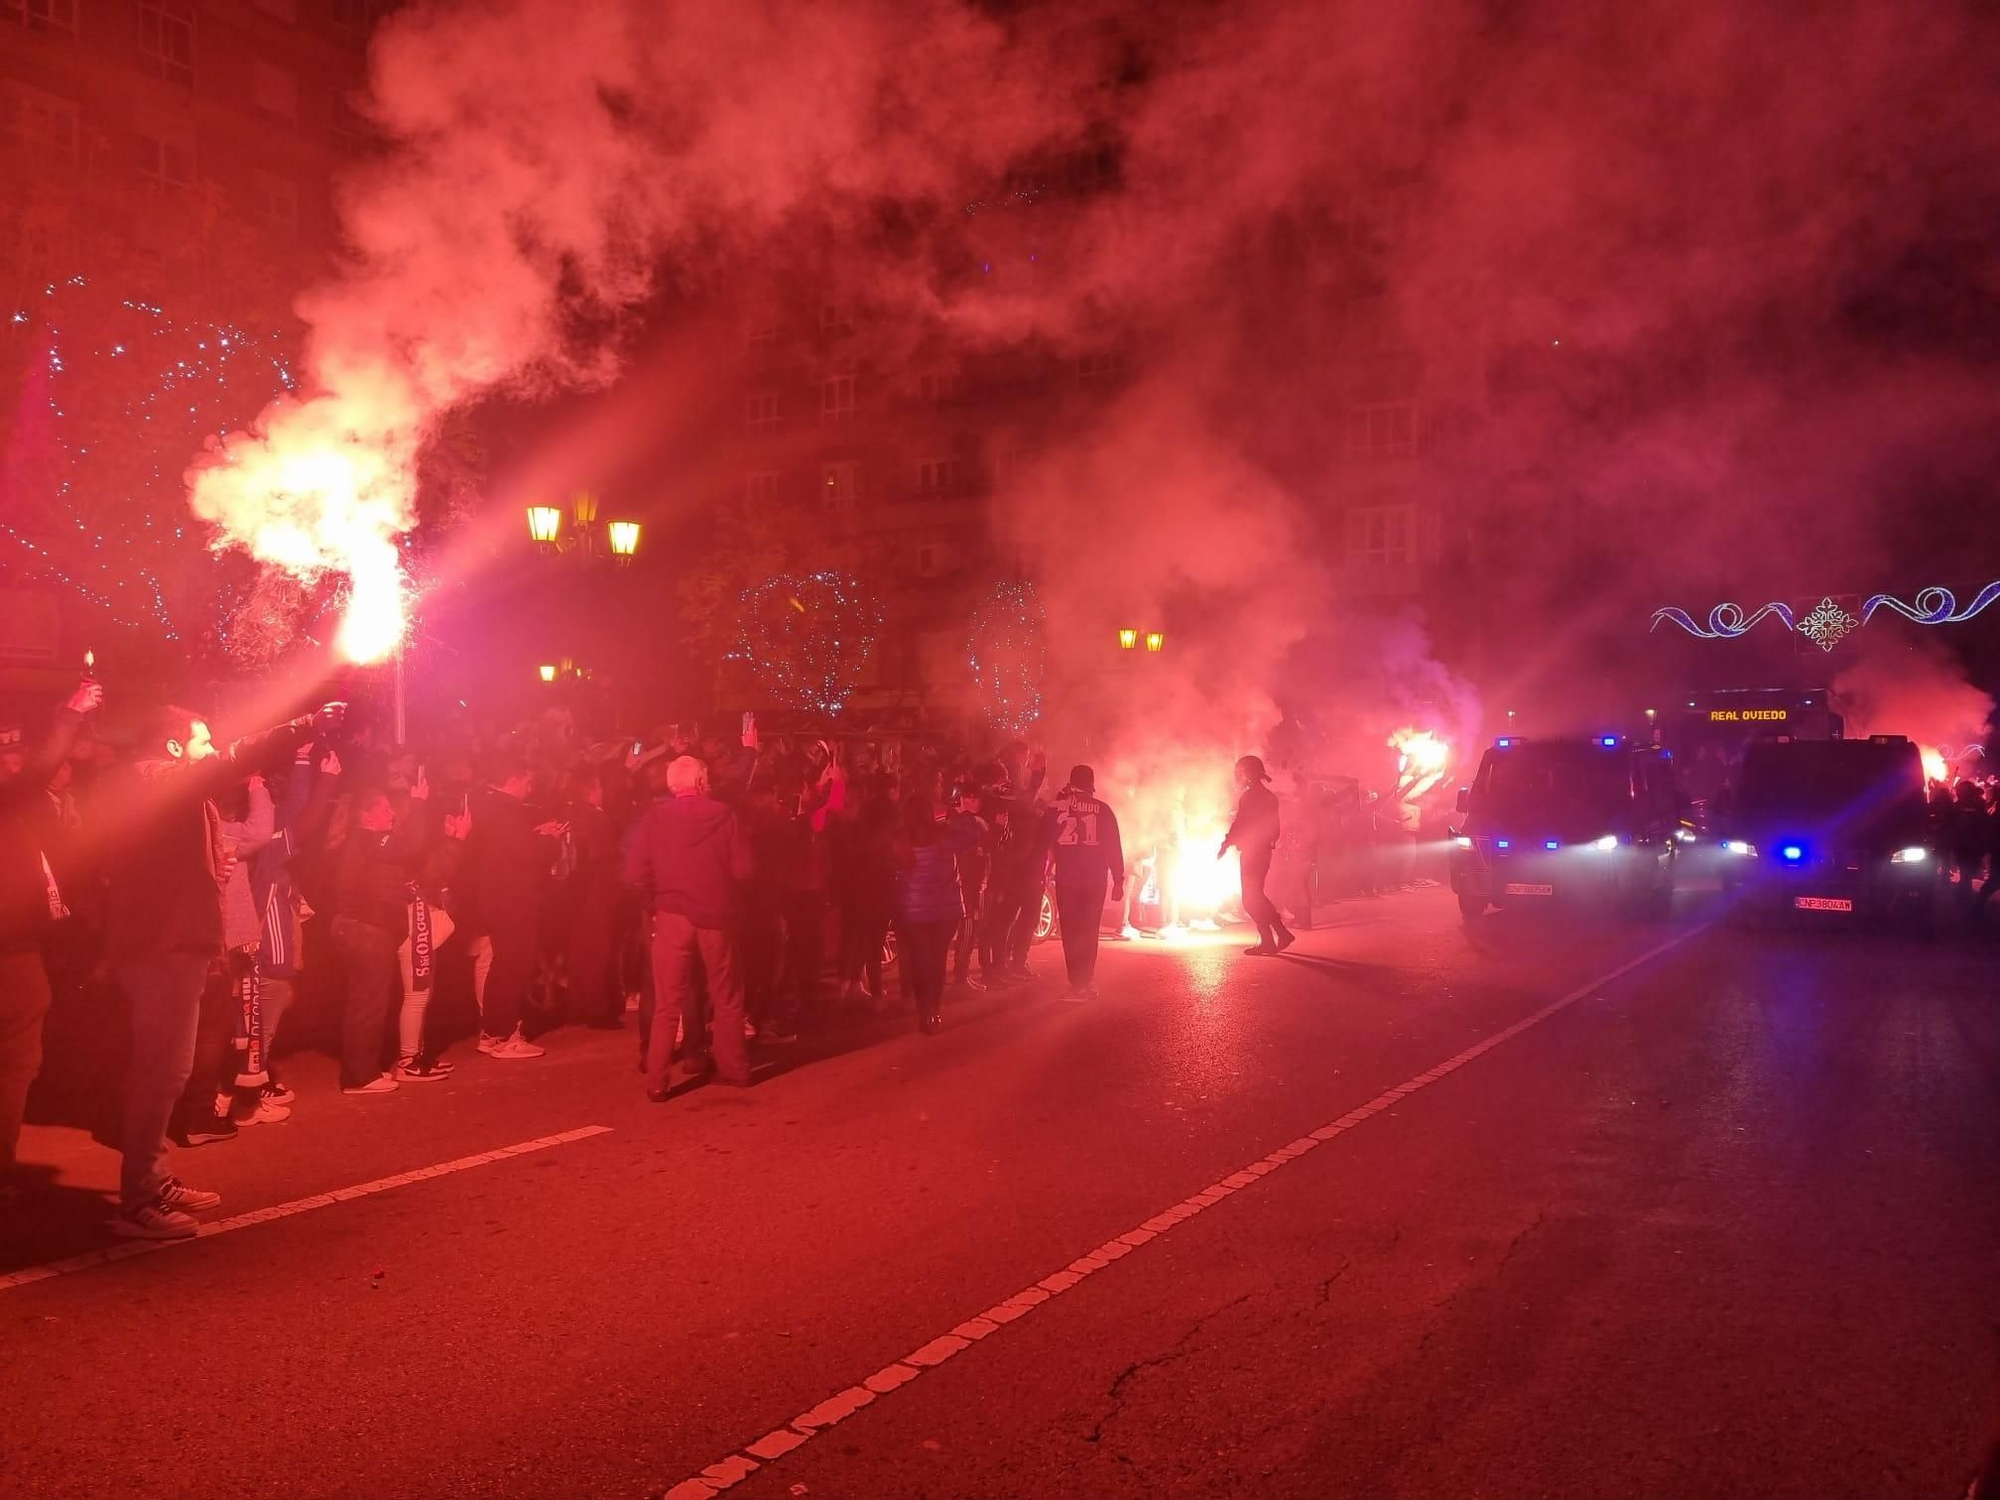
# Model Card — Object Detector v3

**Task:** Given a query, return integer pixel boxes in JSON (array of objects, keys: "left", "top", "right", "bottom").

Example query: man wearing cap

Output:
[
  {"left": 1044, "top": 765, "right": 1124, "bottom": 1001},
  {"left": 1221, "top": 754, "right": 1295, "bottom": 955},
  {"left": 0, "top": 681, "right": 101, "bottom": 1204}
]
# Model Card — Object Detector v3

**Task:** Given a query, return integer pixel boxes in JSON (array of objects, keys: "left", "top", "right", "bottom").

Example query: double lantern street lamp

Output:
[
  {"left": 1118, "top": 628, "right": 1165, "bottom": 653},
  {"left": 525, "top": 491, "right": 641, "bottom": 563}
]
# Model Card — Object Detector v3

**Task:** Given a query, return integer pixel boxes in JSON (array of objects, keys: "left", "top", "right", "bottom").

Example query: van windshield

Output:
[
  {"left": 1736, "top": 741, "right": 1923, "bottom": 822},
  {"left": 1475, "top": 745, "right": 1630, "bottom": 822}
]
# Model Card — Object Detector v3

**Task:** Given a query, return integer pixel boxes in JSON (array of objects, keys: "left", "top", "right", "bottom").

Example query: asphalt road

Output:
[{"left": 5, "top": 885, "right": 1998, "bottom": 1500}]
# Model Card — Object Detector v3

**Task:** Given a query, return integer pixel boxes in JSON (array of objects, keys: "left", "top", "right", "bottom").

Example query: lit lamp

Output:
[
  {"left": 1118, "top": 628, "right": 1138, "bottom": 650},
  {"left": 607, "top": 520, "right": 641, "bottom": 561},
  {"left": 526, "top": 504, "right": 563, "bottom": 546},
  {"left": 538, "top": 663, "right": 557, "bottom": 683},
  {"left": 571, "top": 490, "right": 599, "bottom": 526},
  {"left": 1145, "top": 631, "right": 1164, "bottom": 653}
]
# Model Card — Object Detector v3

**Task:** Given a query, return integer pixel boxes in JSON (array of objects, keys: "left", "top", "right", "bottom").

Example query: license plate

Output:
[
  {"left": 1793, "top": 896, "right": 1853, "bottom": 912},
  {"left": 1504, "top": 883, "right": 1554, "bottom": 897}
]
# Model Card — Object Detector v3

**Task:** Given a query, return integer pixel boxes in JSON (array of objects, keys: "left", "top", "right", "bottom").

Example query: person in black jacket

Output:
[
  {"left": 330, "top": 772, "right": 467, "bottom": 1093},
  {"left": 463, "top": 756, "right": 560, "bottom": 1060},
  {"left": 0, "top": 680, "right": 100, "bottom": 1204},
  {"left": 562, "top": 769, "right": 621, "bottom": 1028},
  {"left": 1221, "top": 754, "right": 1294, "bottom": 956},
  {"left": 104, "top": 700, "right": 328, "bottom": 1240},
  {"left": 1044, "top": 766, "right": 1125, "bottom": 1001}
]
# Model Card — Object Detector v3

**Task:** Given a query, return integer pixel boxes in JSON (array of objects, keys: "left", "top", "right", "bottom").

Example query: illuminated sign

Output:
[{"left": 1708, "top": 708, "right": 1788, "bottom": 722}]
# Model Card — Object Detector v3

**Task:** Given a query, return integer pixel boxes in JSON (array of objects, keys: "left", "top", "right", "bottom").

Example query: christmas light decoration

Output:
[
  {"left": 1860, "top": 582, "right": 2000, "bottom": 626},
  {"left": 1655, "top": 582, "right": 2000, "bottom": 645},
  {"left": 967, "top": 580, "right": 1046, "bottom": 731},
  {"left": 5, "top": 276, "right": 298, "bottom": 645},
  {"left": 1648, "top": 600, "right": 1796, "bottom": 640},
  {"left": 1794, "top": 596, "right": 1860, "bottom": 651},
  {"left": 733, "top": 571, "right": 882, "bottom": 716}
]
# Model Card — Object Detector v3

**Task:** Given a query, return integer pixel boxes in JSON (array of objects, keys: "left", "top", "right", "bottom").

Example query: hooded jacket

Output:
[{"left": 623, "top": 791, "right": 753, "bottom": 930}]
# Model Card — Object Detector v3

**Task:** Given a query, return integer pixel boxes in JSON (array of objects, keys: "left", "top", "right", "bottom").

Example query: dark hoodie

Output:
[{"left": 622, "top": 791, "right": 753, "bottom": 930}]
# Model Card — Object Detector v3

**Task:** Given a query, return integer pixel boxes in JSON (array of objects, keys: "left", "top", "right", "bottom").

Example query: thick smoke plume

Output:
[
  {"left": 183, "top": 0, "right": 1071, "bottom": 661},
  {"left": 182, "top": 0, "right": 2000, "bottom": 803},
  {"left": 1834, "top": 636, "right": 1995, "bottom": 773}
]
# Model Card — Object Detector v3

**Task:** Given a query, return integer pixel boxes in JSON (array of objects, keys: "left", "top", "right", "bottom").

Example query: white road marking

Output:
[
  {"left": 0, "top": 1124, "right": 614, "bottom": 1292},
  {"left": 651, "top": 928, "right": 1709, "bottom": 1500}
]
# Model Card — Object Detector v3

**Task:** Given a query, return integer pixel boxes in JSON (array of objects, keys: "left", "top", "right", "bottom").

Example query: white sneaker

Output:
[
  {"left": 1118, "top": 924, "right": 1141, "bottom": 941},
  {"left": 342, "top": 1074, "right": 400, "bottom": 1095},
  {"left": 236, "top": 1097, "right": 291, "bottom": 1124},
  {"left": 158, "top": 1176, "right": 220, "bottom": 1212},
  {"left": 113, "top": 1200, "right": 198, "bottom": 1240},
  {"left": 1058, "top": 988, "right": 1090, "bottom": 1004},
  {"left": 486, "top": 1029, "right": 545, "bottom": 1060}
]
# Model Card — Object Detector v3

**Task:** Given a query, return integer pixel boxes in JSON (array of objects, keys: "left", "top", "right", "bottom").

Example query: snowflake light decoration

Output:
[{"left": 1795, "top": 596, "right": 1859, "bottom": 652}]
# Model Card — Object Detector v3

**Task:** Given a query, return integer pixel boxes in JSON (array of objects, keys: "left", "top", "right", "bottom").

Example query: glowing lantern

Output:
[
  {"left": 538, "top": 663, "right": 557, "bottom": 683},
  {"left": 526, "top": 505, "right": 563, "bottom": 545},
  {"left": 571, "top": 490, "right": 599, "bottom": 526},
  {"left": 1145, "top": 631, "right": 1164, "bottom": 653},
  {"left": 607, "top": 520, "right": 641, "bottom": 559},
  {"left": 1118, "top": 628, "right": 1138, "bottom": 650}
]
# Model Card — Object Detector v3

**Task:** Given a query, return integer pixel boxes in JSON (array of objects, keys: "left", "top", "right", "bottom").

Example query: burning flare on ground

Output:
[{"left": 186, "top": 373, "right": 419, "bottom": 665}]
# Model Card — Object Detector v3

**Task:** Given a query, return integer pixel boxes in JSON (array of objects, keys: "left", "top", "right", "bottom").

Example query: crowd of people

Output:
[{"left": 3, "top": 682, "right": 1361, "bottom": 1243}]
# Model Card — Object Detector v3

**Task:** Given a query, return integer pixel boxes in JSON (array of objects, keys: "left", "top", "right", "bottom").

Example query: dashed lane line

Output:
[
  {"left": 651, "top": 927, "right": 1710, "bottom": 1500},
  {"left": 0, "top": 1124, "right": 615, "bottom": 1292}
]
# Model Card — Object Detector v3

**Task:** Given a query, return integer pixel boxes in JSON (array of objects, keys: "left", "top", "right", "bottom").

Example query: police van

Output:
[{"left": 1449, "top": 734, "right": 1682, "bottom": 923}]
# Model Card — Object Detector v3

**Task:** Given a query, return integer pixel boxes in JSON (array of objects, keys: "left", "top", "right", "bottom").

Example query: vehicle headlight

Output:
[
  {"left": 1452, "top": 835, "right": 1473, "bottom": 849},
  {"left": 1722, "top": 839, "right": 1756, "bottom": 857},
  {"left": 1890, "top": 846, "right": 1928, "bottom": 864},
  {"left": 1590, "top": 834, "right": 1619, "bottom": 851},
  {"left": 1673, "top": 827, "right": 1696, "bottom": 843}
]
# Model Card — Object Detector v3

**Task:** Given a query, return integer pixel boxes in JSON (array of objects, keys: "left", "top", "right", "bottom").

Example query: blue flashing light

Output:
[
  {"left": 1544, "top": 839, "right": 1560, "bottom": 850},
  {"left": 1496, "top": 737, "right": 1512, "bottom": 748},
  {"left": 1496, "top": 839, "right": 1510, "bottom": 850},
  {"left": 1780, "top": 843, "right": 1805, "bottom": 862},
  {"left": 1599, "top": 735, "right": 1619, "bottom": 747}
]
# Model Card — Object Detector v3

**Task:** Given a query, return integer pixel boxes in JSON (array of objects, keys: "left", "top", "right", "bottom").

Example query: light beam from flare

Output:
[{"left": 1922, "top": 746, "right": 1949, "bottom": 784}]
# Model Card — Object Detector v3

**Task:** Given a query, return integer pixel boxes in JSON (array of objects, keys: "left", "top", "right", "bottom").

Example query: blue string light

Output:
[
  {"left": 967, "top": 579, "right": 1045, "bottom": 731},
  {"left": 732, "top": 571, "right": 882, "bottom": 716},
  {"left": 8, "top": 275, "right": 297, "bottom": 644}
]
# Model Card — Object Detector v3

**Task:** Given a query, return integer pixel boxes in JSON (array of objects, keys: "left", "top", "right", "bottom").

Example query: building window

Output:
[
  {"left": 820, "top": 460, "right": 860, "bottom": 513},
  {"left": 819, "top": 302, "right": 853, "bottom": 338},
  {"left": 330, "top": 94, "right": 374, "bottom": 150},
  {"left": 139, "top": 1, "right": 196, "bottom": 88},
  {"left": 820, "top": 374, "right": 856, "bottom": 422},
  {"left": 1, "top": 0, "right": 78, "bottom": 35},
  {"left": 1349, "top": 505, "right": 1415, "bottom": 567},
  {"left": 744, "top": 471, "right": 779, "bottom": 505},
  {"left": 1344, "top": 402, "right": 1416, "bottom": 461},
  {"left": 252, "top": 169, "right": 298, "bottom": 233},
  {"left": 135, "top": 121, "right": 196, "bottom": 190},
  {"left": 1077, "top": 350, "right": 1125, "bottom": 387},
  {"left": 916, "top": 458, "right": 962, "bottom": 498},
  {"left": 745, "top": 392, "right": 779, "bottom": 433},
  {"left": 251, "top": 61, "right": 299, "bottom": 125},
  {"left": 1, "top": 82, "right": 80, "bottom": 165},
  {"left": 746, "top": 318, "right": 777, "bottom": 352},
  {"left": 917, "top": 370, "right": 961, "bottom": 405}
]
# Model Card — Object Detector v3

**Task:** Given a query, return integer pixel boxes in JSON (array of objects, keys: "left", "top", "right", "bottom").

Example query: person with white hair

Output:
[{"left": 623, "top": 755, "right": 755, "bottom": 1096}]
